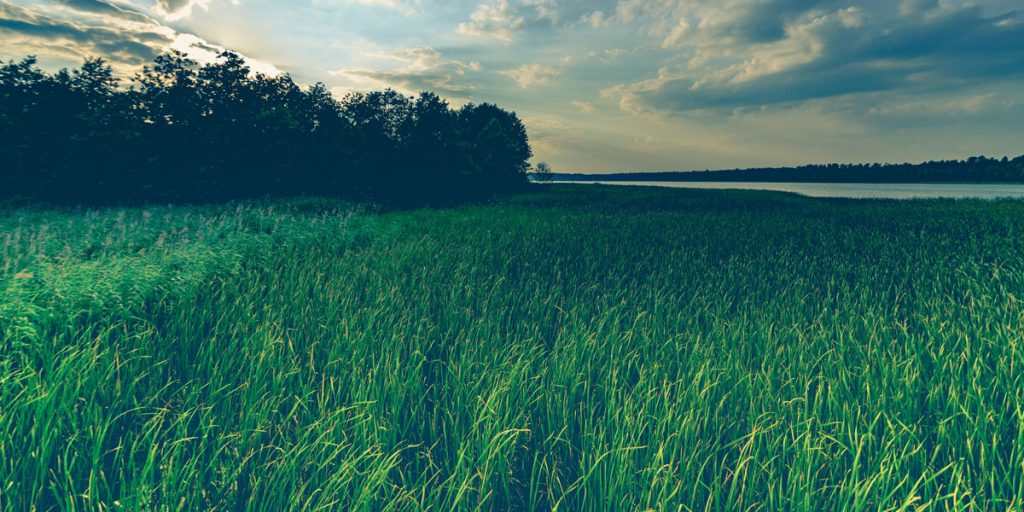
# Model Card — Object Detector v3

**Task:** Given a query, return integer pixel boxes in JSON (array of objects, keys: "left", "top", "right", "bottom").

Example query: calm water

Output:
[{"left": 556, "top": 181, "right": 1024, "bottom": 200}]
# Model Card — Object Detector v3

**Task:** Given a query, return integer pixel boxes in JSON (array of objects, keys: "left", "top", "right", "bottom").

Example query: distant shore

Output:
[
  {"left": 545, "top": 155, "right": 1024, "bottom": 184},
  {"left": 545, "top": 180, "right": 1024, "bottom": 200}
]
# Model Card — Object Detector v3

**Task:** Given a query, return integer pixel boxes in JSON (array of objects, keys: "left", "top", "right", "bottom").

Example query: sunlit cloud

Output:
[
  {"left": 312, "top": 0, "right": 422, "bottom": 16},
  {"left": 0, "top": 0, "right": 277, "bottom": 77},
  {"left": 329, "top": 45, "right": 480, "bottom": 99},
  {"left": 497, "top": 63, "right": 560, "bottom": 88},
  {"left": 457, "top": 1, "right": 524, "bottom": 42},
  {"left": 570, "top": 100, "right": 595, "bottom": 113},
  {"left": 154, "top": 0, "right": 238, "bottom": 21}
]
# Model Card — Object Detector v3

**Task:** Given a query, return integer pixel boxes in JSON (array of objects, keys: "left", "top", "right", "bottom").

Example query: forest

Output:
[{"left": 0, "top": 53, "right": 533, "bottom": 206}]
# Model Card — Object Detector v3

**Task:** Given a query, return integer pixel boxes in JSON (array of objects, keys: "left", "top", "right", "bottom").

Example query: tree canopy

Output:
[{"left": 0, "top": 52, "right": 533, "bottom": 205}]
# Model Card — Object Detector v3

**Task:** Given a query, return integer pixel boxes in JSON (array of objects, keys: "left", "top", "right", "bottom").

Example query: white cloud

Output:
[
  {"left": 570, "top": 100, "right": 596, "bottom": 113},
  {"left": 347, "top": 0, "right": 412, "bottom": 7},
  {"left": 522, "top": 0, "right": 558, "bottom": 23},
  {"left": 457, "top": 1, "right": 525, "bottom": 42},
  {"left": 329, "top": 46, "right": 480, "bottom": 99},
  {"left": 661, "top": 18, "right": 691, "bottom": 48},
  {"left": 167, "top": 33, "right": 281, "bottom": 76},
  {"left": 497, "top": 63, "right": 561, "bottom": 88},
  {"left": 154, "top": 0, "right": 226, "bottom": 21},
  {"left": 579, "top": 11, "right": 607, "bottom": 28},
  {"left": 313, "top": 0, "right": 422, "bottom": 16}
]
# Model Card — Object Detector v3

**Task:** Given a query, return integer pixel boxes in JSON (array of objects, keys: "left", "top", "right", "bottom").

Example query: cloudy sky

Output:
[{"left": 2, "top": 0, "right": 1023, "bottom": 172}]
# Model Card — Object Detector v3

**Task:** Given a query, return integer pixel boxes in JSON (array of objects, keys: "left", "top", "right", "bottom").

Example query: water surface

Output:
[{"left": 556, "top": 181, "right": 1024, "bottom": 200}]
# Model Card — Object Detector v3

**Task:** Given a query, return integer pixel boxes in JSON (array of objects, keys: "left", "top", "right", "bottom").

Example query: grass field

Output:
[{"left": 2, "top": 185, "right": 1024, "bottom": 510}]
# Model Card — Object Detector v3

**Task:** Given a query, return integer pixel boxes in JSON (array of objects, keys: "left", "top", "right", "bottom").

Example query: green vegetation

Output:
[{"left": 3, "top": 185, "right": 1024, "bottom": 510}]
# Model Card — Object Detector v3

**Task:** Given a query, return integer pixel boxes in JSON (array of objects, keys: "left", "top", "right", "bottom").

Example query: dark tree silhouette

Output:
[
  {"left": 0, "top": 52, "right": 534, "bottom": 206},
  {"left": 456, "top": 103, "right": 533, "bottom": 196},
  {"left": 533, "top": 162, "right": 553, "bottom": 183}
]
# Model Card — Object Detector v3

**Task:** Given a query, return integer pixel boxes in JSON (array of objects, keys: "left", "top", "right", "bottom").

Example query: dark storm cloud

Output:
[
  {"left": 0, "top": 0, "right": 279, "bottom": 76},
  {"left": 719, "top": 0, "right": 845, "bottom": 43},
  {"left": 612, "top": 4, "right": 1024, "bottom": 113},
  {"left": 0, "top": 1, "right": 166, "bottom": 64},
  {"left": 638, "top": 64, "right": 903, "bottom": 112},
  {"left": 859, "top": 7, "right": 1022, "bottom": 63},
  {"left": 54, "top": 0, "right": 154, "bottom": 24},
  {"left": 341, "top": 68, "right": 476, "bottom": 98},
  {"left": 0, "top": 18, "right": 161, "bottom": 63}
]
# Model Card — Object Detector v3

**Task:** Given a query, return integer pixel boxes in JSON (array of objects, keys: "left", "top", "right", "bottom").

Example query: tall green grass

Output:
[{"left": 2, "top": 186, "right": 1023, "bottom": 510}]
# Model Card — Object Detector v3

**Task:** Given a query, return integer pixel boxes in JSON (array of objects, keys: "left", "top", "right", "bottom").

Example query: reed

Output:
[{"left": 2, "top": 186, "right": 1023, "bottom": 510}]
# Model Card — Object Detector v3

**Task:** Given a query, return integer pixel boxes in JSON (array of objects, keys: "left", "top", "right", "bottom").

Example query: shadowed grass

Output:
[{"left": 2, "top": 186, "right": 1023, "bottom": 510}]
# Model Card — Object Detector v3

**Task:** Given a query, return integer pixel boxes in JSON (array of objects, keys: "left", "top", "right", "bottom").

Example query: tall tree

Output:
[{"left": 0, "top": 52, "right": 536, "bottom": 205}]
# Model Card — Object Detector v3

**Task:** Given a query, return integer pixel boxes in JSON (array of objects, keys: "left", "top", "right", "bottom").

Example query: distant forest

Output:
[
  {"left": 0, "top": 53, "right": 532, "bottom": 205},
  {"left": 551, "top": 156, "right": 1024, "bottom": 184}
]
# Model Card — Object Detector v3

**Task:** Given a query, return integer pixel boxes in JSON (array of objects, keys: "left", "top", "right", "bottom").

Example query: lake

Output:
[{"left": 554, "top": 181, "right": 1024, "bottom": 200}]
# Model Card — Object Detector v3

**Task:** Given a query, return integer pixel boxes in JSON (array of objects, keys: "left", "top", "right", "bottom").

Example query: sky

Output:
[{"left": 2, "top": 0, "right": 1023, "bottom": 172}]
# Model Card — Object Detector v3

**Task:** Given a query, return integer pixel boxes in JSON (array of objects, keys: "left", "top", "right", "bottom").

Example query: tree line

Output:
[
  {"left": 552, "top": 156, "right": 1024, "bottom": 184},
  {"left": 0, "top": 52, "right": 533, "bottom": 205}
]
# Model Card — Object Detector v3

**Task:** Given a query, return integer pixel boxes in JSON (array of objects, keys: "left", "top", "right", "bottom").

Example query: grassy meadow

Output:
[{"left": 2, "top": 185, "right": 1024, "bottom": 510}]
